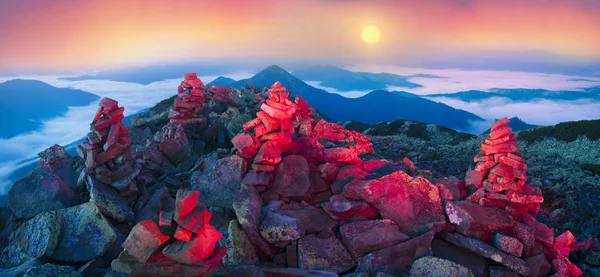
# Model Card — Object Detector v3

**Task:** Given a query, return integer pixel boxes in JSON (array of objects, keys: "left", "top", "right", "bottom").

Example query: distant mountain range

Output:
[
  {"left": 218, "top": 65, "right": 483, "bottom": 130},
  {"left": 427, "top": 88, "right": 600, "bottom": 102},
  {"left": 481, "top": 117, "right": 537, "bottom": 135},
  {"left": 207, "top": 76, "right": 236, "bottom": 87},
  {"left": 292, "top": 65, "right": 424, "bottom": 92},
  {"left": 59, "top": 61, "right": 254, "bottom": 85},
  {"left": 0, "top": 79, "right": 99, "bottom": 138}
]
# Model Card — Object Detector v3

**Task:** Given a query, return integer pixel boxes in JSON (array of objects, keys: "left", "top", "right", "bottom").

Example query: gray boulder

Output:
[
  {"left": 9, "top": 169, "right": 79, "bottom": 219},
  {"left": 51, "top": 203, "right": 117, "bottom": 262}
]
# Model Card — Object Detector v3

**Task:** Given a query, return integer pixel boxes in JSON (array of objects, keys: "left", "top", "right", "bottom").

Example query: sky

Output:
[{"left": 1, "top": 0, "right": 600, "bottom": 71}]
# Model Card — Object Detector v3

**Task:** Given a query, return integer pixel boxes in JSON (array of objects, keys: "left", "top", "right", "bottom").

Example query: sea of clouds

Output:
[
  {"left": 0, "top": 72, "right": 253, "bottom": 195},
  {"left": 1, "top": 66, "right": 600, "bottom": 194}
]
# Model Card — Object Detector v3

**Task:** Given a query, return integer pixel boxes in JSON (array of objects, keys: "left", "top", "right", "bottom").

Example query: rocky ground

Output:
[{"left": 0, "top": 75, "right": 599, "bottom": 277}]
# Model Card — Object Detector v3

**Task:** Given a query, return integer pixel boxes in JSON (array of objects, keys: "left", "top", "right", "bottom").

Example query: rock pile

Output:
[
  {"left": 225, "top": 82, "right": 449, "bottom": 276},
  {"left": 441, "top": 117, "right": 583, "bottom": 277},
  {"left": 169, "top": 73, "right": 207, "bottom": 125},
  {"left": 465, "top": 117, "right": 543, "bottom": 220},
  {"left": 78, "top": 97, "right": 138, "bottom": 222},
  {"left": 208, "top": 86, "right": 241, "bottom": 107},
  {"left": 224, "top": 110, "right": 591, "bottom": 276},
  {"left": 111, "top": 189, "right": 226, "bottom": 276}
]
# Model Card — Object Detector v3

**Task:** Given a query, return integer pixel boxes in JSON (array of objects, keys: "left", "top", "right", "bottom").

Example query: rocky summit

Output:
[{"left": 0, "top": 73, "right": 598, "bottom": 277}]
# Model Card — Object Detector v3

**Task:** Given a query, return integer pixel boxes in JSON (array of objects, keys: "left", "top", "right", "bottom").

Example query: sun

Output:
[{"left": 362, "top": 25, "right": 381, "bottom": 44}]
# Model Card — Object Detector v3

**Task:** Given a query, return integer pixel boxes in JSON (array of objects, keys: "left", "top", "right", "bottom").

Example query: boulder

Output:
[
  {"left": 431, "top": 239, "right": 489, "bottom": 277},
  {"left": 232, "top": 133, "right": 260, "bottom": 159},
  {"left": 175, "top": 206, "right": 212, "bottom": 234},
  {"left": 445, "top": 200, "right": 514, "bottom": 235},
  {"left": 9, "top": 169, "right": 79, "bottom": 219},
  {"left": 191, "top": 154, "right": 244, "bottom": 208},
  {"left": 0, "top": 245, "right": 35, "bottom": 268},
  {"left": 224, "top": 220, "right": 259, "bottom": 268},
  {"left": 254, "top": 141, "right": 282, "bottom": 165},
  {"left": 51, "top": 203, "right": 117, "bottom": 262},
  {"left": 88, "top": 176, "right": 134, "bottom": 223},
  {"left": 356, "top": 231, "right": 434, "bottom": 275},
  {"left": 298, "top": 234, "right": 356, "bottom": 273},
  {"left": 23, "top": 263, "right": 81, "bottom": 277},
  {"left": 375, "top": 177, "right": 446, "bottom": 235},
  {"left": 348, "top": 221, "right": 410, "bottom": 254},
  {"left": 439, "top": 232, "right": 529, "bottom": 276},
  {"left": 493, "top": 233, "right": 524, "bottom": 257},
  {"left": 159, "top": 138, "right": 192, "bottom": 165},
  {"left": 409, "top": 256, "right": 474, "bottom": 277},
  {"left": 175, "top": 189, "right": 199, "bottom": 219},
  {"left": 0, "top": 259, "right": 40, "bottom": 277},
  {"left": 279, "top": 207, "right": 338, "bottom": 236},
  {"left": 272, "top": 155, "right": 311, "bottom": 199},
  {"left": 524, "top": 254, "right": 551, "bottom": 277},
  {"left": 136, "top": 186, "right": 168, "bottom": 223},
  {"left": 36, "top": 144, "right": 79, "bottom": 190},
  {"left": 232, "top": 185, "right": 275, "bottom": 260},
  {"left": 8, "top": 211, "right": 60, "bottom": 259},
  {"left": 123, "top": 220, "right": 170, "bottom": 263},
  {"left": 112, "top": 247, "right": 226, "bottom": 277},
  {"left": 162, "top": 225, "right": 222, "bottom": 264},
  {"left": 259, "top": 211, "right": 305, "bottom": 243}
]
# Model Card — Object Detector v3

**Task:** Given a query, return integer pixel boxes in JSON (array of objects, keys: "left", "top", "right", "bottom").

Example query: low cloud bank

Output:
[{"left": 0, "top": 72, "right": 253, "bottom": 195}]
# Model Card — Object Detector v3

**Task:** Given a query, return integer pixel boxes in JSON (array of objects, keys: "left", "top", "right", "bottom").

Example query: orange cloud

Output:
[{"left": 0, "top": 0, "right": 598, "bottom": 70}]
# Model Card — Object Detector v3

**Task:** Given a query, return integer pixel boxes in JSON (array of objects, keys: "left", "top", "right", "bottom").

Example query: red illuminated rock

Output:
[
  {"left": 232, "top": 133, "right": 260, "bottom": 159},
  {"left": 175, "top": 206, "right": 212, "bottom": 234},
  {"left": 169, "top": 73, "right": 206, "bottom": 125},
  {"left": 175, "top": 189, "right": 199, "bottom": 219},
  {"left": 319, "top": 162, "right": 339, "bottom": 182},
  {"left": 209, "top": 86, "right": 239, "bottom": 107},
  {"left": 163, "top": 225, "right": 223, "bottom": 264},
  {"left": 174, "top": 226, "right": 193, "bottom": 242},
  {"left": 253, "top": 141, "right": 282, "bottom": 167},
  {"left": 445, "top": 200, "right": 514, "bottom": 235},
  {"left": 272, "top": 155, "right": 312, "bottom": 199},
  {"left": 123, "top": 220, "right": 171, "bottom": 263}
]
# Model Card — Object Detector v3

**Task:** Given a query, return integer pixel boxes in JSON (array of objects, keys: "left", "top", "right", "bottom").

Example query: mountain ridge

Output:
[
  {"left": 0, "top": 79, "right": 99, "bottom": 138},
  {"left": 227, "top": 65, "right": 483, "bottom": 131}
]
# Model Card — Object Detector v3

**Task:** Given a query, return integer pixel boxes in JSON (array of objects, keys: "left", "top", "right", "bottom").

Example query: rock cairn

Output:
[
  {"left": 111, "top": 189, "right": 226, "bottom": 276},
  {"left": 168, "top": 73, "right": 206, "bottom": 125},
  {"left": 78, "top": 97, "right": 140, "bottom": 212},
  {"left": 446, "top": 117, "right": 584, "bottom": 277},
  {"left": 227, "top": 82, "right": 447, "bottom": 275},
  {"left": 465, "top": 117, "right": 543, "bottom": 220}
]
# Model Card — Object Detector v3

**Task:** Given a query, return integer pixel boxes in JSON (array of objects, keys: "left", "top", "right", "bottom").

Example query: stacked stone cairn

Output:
[
  {"left": 452, "top": 117, "right": 584, "bottom": 276},
  {"left": 168, "top": 73, "right": 207, "bottom": 125},
  {"left": 111, "top": 189, "right": 226, "bottom": 276},
  {"left": 465, "top": 117, "right": 543, "bottom": 219},
  {"left": 135, "top": 74, "right": 205, "bottom": 191},
  {"left": 227, "top": 82, "right": 450, "bottom": 275},
  {"left": 78, "top": 97, "right": 139, "bottom": 221}
]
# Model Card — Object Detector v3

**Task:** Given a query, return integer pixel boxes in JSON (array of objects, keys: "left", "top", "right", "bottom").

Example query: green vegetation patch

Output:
[
  {"left": 518, "top": 119, "right": 600, "bottom": 143},
  {"left": 406, "top": 122, "right": 430, "bottom": 141}
]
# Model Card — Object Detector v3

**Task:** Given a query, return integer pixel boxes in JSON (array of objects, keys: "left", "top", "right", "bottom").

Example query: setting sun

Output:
[{"left": 362, "top": 25, "right": 381, "bottom": 44}]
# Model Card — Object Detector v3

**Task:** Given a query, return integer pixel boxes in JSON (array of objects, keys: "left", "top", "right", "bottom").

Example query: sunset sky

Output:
[{"left": 1, "top": 0, "right": 599, "bottom": 71}]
